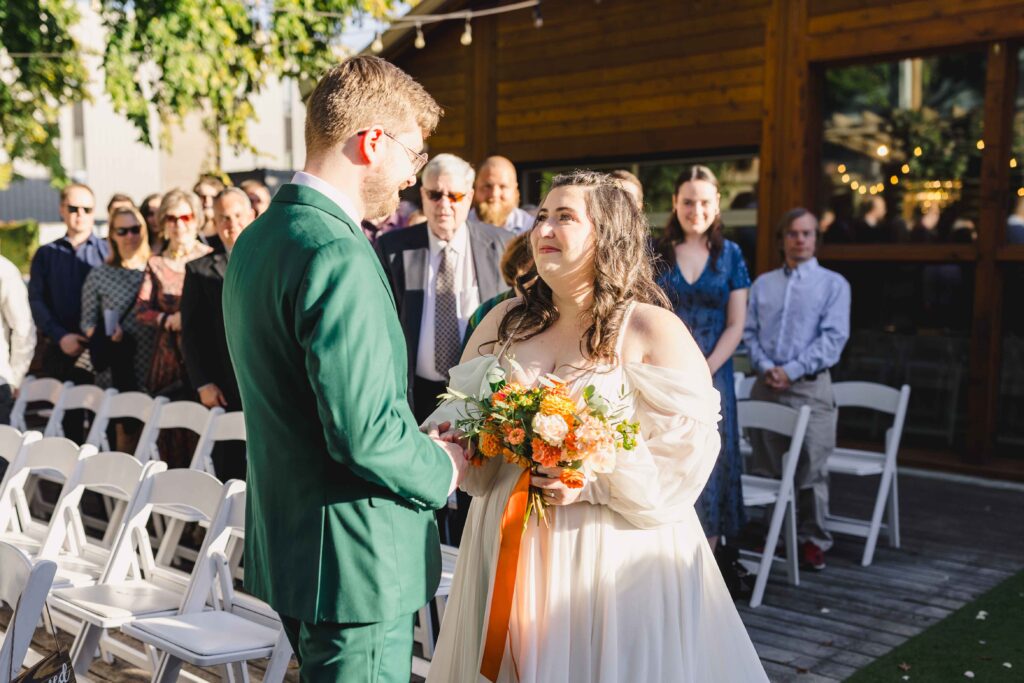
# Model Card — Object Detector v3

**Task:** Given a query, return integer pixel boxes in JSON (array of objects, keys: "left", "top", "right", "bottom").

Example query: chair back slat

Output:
[
  {"left": 158, "top": 401, "right": 215, "bottom": 434},
  {"left": 59, "top": 384, "right": 109, "bottom": 412},
  {"left": 105, "top": 392, "right": 164, "bottom": 422},
  {"left": 0, "top": 542, "right": 57, "bottom": 676},
  {"left": 212, "top": 412, "right": 246, "bottom": 442},
  {"left": 75, "top": 451, "right": 147, "bottom": 500},
  {"left": 144, "top": 469, "right": 225, "bottom": 520},
  {"left": 20, "top": 377, "right": 64, "bottom": 404},
  {"left": 833, "top": 381, "right": 902, "bottom": 414},
  {"left": 737, "top": 400, "right": 802, "bottom": 437}
]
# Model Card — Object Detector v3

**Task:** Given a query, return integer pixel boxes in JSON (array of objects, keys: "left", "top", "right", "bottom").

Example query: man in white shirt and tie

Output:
[{"left": 377, "top": 154, "right": 512, "bottom": 545}]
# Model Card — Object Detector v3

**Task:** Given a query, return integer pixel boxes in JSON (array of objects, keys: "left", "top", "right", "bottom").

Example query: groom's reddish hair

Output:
[{"left": 304, "top": 56, "right": 443, "bottom": 156}]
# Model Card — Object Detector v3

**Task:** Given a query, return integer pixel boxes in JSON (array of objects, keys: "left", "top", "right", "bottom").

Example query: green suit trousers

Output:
[{"left": 281, "top": 613, "right": 414, "bottom": 683}]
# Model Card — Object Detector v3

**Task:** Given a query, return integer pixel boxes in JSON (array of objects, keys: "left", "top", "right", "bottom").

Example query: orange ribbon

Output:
[{"left": 480, "top": 469, "right": 531, "bottom": 682}]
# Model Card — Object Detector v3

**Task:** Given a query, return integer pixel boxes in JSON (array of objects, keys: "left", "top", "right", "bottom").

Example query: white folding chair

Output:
[
  {"left": 44, "top": 383, "right": 113, "bottom": 440},
  {"left": 734, "top": 371, "right": 756, "bottom": 400},
  {"left": 48, "top": 468, "right": 231, "bottom": 677},
  {"left": 0, "top": 542, "right": 58, "bottom": 678},
  {"left": 136, "top": 400, "right": 219, "bottom": 465},
  {"left": 10, "top": 376, "right": 64, "bottom": 431},
  {"left": 739, "top": 401, "right": 811, "bottom": 608},
  {"left": 825, "top": 382, "right": 911, "bottom": 566},
  {"left": 0, "top": 438, "right": 96, "bottom": 555},
  {"left": 189, "top": 410, "right": 245, "bottom": 477},
  {"left": 413, "top": 543, "right": 458, "bottom": 663},
  {"left": 124, "top": 483, "right": 294, "bottom": 683},
  {"left": 734, "top": 372, "right": 756, "bottom": 458},
  {"left": 35, "top": 454, "right": 163, "bottom": 591},
  {"left": 0, "top": 426, "right": 42, "bottom": 494}
]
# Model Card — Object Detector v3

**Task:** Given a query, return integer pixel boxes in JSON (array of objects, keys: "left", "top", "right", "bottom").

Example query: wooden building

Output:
[{"left": 379, "top": 0, "right": 1024, "bottom": 478}]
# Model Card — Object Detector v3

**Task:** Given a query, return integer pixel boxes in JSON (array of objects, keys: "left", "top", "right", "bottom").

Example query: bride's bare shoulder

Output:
[
  {"left": 626, "top": 302, "right": 708, "bottom": 374},
  {"left": 460, "top": 296, "right": 522, "bottom": 363}
]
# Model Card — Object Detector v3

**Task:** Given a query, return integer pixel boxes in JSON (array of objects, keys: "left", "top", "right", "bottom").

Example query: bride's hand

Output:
[{"left": 531, "top": 466, "right": 584, "bottom": 506}]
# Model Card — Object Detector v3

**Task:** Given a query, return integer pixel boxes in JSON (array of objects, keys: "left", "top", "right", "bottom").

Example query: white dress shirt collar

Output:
[
  {"left": 291, "top": 171, "right": 362, "bottom": 225},
  {"left": 427, "top": 221, "right": 470, "bottom": 257}
]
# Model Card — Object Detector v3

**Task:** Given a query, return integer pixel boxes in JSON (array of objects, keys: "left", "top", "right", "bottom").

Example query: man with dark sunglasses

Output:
[
  {"left": 376, "top": 153, "right": 513, "bottom": 546},
  {"left": 28, "top": 182, "right": 110, "bottom": 439}
]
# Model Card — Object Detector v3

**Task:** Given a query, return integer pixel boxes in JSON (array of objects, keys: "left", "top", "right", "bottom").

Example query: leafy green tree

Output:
[{"left": 0, "top": 0, "right": 90, "bottom": 188}]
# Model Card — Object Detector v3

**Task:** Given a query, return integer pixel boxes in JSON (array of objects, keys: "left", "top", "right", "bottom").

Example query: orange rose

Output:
[
  {"left": 560, "top": 468, "right": 586, "bottom": 489},
  {"left": 506, "top": 427, "right": 526, "bottom": 445}
]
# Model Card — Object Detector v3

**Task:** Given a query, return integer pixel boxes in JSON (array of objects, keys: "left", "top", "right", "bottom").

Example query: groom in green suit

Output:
[{"left": 223, "top": 56, "right": 468, "bottom": 682}]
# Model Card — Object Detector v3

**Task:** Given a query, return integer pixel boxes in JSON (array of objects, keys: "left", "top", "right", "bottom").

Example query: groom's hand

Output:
[{"left": 426, "top": 422, "right": 470, "bottom": 495}]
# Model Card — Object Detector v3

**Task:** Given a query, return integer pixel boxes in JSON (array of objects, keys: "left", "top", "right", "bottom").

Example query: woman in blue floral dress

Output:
[{"left": 656, "top": 166, "right": 751, "bottom": 586}]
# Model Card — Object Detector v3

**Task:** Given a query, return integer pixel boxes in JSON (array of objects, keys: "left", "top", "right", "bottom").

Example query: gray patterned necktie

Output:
[{"left": 434, "top": 246, "right": 461, "bottom": 376}]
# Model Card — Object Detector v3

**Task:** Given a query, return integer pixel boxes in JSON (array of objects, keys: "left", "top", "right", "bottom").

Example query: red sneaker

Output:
[{"left": 801, "top": 541, "right": 826, "bottom": 571}]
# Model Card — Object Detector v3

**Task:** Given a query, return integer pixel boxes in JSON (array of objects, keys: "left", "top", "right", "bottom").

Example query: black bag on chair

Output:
[{"left": 9, "top": 603, "right": 77, "bottom": 683}]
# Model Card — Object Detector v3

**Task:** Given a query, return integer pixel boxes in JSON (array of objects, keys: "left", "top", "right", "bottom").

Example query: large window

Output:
[
  {"left": 523, "top": 154, "right": 759, "bottom": 268},
  {"left": 819, "top": 52, "right": 987, "bottom": 245},
  {"left": 996, "top": 46, "right": 1024, "bottom": 456}
]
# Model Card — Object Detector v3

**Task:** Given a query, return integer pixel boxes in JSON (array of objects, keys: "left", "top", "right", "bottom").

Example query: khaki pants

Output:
[{"left": 749, "top": 371, "right": 835, "bottom": 551}]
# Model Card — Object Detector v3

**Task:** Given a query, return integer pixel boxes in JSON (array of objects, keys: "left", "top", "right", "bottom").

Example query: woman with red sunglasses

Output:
[{"left": 135, "top": 189, "right": 213, "bottom": 466}]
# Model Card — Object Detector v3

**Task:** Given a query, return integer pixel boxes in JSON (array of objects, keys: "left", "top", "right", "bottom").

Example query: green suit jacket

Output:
[{"left": 223, "top": 183, "right": 453, "bottom": 624}]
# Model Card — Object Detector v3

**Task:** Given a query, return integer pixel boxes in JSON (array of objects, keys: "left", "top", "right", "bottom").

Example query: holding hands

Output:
[{"left": 425, "top": 421, "right": 470, "bottom": 493}]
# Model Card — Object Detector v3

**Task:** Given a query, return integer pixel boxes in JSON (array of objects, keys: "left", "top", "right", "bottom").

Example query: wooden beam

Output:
[
  {"left": 467, "top": 14, "right": 498, "bottom": 166},
  {"left": 966, "top": 41, "right": 1017, "bottom": 463}
]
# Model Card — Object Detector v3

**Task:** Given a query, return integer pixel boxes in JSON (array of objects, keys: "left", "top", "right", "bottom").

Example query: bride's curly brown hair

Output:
[{"left": 497, "top": 170, "right": 669, "bottom": 363}]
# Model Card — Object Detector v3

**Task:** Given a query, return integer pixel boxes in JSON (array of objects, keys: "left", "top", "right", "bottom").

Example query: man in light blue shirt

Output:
[{"left": 743, "top": 208, "right": 851, "bottom": 570}]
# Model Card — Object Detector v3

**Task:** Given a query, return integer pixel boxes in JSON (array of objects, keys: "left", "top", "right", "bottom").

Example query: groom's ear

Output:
[{"left": 358, "top": 126, "right": 386, "bottom": 165}]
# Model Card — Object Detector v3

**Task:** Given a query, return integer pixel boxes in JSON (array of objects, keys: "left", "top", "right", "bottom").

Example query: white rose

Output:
[{"left": 532, "top": 413, "right": 569, "bottom": 446}]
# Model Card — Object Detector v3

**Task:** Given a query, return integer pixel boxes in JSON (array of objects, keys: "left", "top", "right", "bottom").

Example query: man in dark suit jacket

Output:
[
  {"left": 181, "top": 187, "right": 255, "bottom": 479},
  {"left": 377, "top": 154, "right": 513, "bottom": 423},
  {"left": 377, "top": 154, "right": 512, "bottom": 546}
]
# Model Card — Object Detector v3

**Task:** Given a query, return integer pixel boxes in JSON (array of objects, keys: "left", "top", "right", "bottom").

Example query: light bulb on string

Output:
[
  {"left": 414, "top": 23, "right": 425, "bottom": 49},
  {"left": 371, "top": 32, "right": 384, "bottom": 53},
  {"left": 533, "top": 3, "right": 544, "bottom": 28},
  {"left": 460, "top": 18, "right": 473, "bottom": 46}
]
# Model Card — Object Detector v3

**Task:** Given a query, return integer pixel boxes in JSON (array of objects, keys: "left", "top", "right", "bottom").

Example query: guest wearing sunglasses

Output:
[
  {"left": 376, "top": 153, "right": 512, "bottom": 545},
  {"left": 135, "top": 189, "right": 213, "bottom": 465},
  {"left": 81, "top": 206, "right": 157, "bottom": 393},
  {"left": 29, "top": 183, "right": 110, "bottom": 432}
]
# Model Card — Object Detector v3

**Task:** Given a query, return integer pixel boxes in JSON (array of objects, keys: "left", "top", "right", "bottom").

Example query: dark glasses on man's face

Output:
[
  {"left": 425, "top": 190, "right": 467, "bottom": 203},
  {"left": 114, "top": 226, "right": 142, "bottom": 237},
  {"left": 67, "top": 205, "right": 94, "bottom": 214}
]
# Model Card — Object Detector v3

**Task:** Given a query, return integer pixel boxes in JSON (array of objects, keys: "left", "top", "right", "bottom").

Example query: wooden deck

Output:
[{"left": 4, "top": 469, "right": 1022, "bottom": 682}]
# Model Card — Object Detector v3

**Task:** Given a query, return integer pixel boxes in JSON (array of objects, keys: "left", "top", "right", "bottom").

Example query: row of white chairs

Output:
[
  {"left": 733, "top": 374, "right": 912, "bottom": 595},
  {"left": 0, "top": 429, "right": 292, "bottom": 680}
]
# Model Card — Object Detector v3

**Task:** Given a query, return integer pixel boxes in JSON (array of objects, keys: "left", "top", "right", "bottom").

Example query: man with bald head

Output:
[{"left": 468, "top": 155, "right": 534, "bottom": 234}]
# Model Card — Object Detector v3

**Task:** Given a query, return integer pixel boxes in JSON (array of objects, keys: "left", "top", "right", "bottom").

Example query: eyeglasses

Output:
[
  {"left": 66, "top": 205, "right": 94, "bottom": 214},
  {"left": 358, "top": 129, "right": 428, "bottom": 175},
  {"left": 163, "top": 213, "right": 195, "bottom": 225},
  {"left": 113, "top": 226, "right": 142, "bottom": 236},
  {"left": 424, "top": 189, "right": 468, "bottom": 203}
]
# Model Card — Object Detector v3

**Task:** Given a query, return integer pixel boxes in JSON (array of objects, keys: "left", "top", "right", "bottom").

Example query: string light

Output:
[
  {"left": 414, "top": 23, "right": 425, "bottom": 49},
  {"left": 1012, "top": 158, "right": 1018, "bottom": 169},
  {"left": 901, "top": 163, "right": 911, "bottom": 174},
  {"left": 976, "top": 140, "right": 985, "bottom": 150},
  {"left": 533, "top": 1, "right": 544, "bottom": 28},
  {"left": 460, "top": 18, "right": 473, "bottom": 46},
  {"left": 876, "top": 144, "right": 889, "bottom": 157},
  {"left": 890, "top": 175, "right": 899, "bottom": 185},
  {"left": 913, "top": 146, "right": 923, "bottom": 157},
  {"left": 841, "top": 173, "right": 850, "bottom": 183},
  {"left": 370, "top": 32, "right": 383, "bottom": 53},
  {"left": 850, "top": 181, "right": 860, "bottom": 190},
  {"left": 837, "top": 163, "right": 846, "bottom": 173}
]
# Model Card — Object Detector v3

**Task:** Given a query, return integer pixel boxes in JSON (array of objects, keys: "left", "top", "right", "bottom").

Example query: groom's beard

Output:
[{"left": 362, "top": 167, "right": 402, "bottom": 221}]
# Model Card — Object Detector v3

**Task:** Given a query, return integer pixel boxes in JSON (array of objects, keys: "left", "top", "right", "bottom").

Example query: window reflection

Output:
[{"left": 820, "top": 52, "right": 986, "bottom": 245}]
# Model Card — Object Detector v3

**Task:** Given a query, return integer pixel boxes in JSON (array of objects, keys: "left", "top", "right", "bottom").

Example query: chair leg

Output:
[
  {"left": 417, "top": 605, "right": 435, "bottom": 659},
  {"left": 888, "top": 472, "right": 901, "bottom": 549},
  {"left": 153, "top": 653, "right": 185, "bottom": 683},
  {"left": 102, "top": 500, "right": 127, "bottom": 547},
  {"left": 784, "top": 499, "right": 799, "bottom": 587},
  {"left": 262, "top": 630, "right": 294, "bottom": 683},
  {"left": 70, "top": 622, "right": 104, "bottom": 676},
  {"left": 223, "top": 661, "right": 250, "bottom": 683},
  {"left": 750, "top": 496, "right": 788, "bottom": 609},
  {"left": 862, "top": 467, "right": 894, "bottom": 567}
]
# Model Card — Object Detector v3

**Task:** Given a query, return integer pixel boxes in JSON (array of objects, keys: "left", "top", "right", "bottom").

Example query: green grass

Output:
[{"left": 846, "top": 570, "right": 1024, "bottom": 682}]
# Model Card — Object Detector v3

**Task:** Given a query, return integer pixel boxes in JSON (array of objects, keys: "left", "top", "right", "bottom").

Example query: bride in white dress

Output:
[{"left": 425, "top": 171, "right": 768, "bottom": 682}]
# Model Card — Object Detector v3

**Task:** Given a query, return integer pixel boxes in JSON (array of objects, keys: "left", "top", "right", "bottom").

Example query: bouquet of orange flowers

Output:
[{"left": 441, "top": 363, "right": 640, "bottom": 526}]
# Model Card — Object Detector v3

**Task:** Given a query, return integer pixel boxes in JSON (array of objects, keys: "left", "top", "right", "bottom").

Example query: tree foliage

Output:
[
  {"left": 0, "top": 0, "right": 90, "bottom": 188},
  {"left": 1, "top": 0, "right": 402, "bottom": 187}
]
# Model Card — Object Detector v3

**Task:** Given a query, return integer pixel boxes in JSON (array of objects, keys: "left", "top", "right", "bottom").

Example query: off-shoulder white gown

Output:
[{"left": 425, "top": 315, "right": 768, "bottom": 683}]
